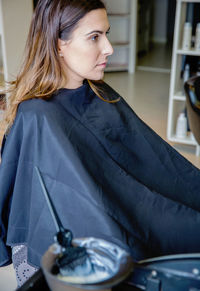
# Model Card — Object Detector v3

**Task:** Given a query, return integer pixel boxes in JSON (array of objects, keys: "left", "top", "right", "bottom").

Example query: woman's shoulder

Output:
[
  {"left": 18, "top": 97, "right": 50, "bottom": 111},
  {"left": 17, "top": 96, "right": 57, "bottom": 118}
]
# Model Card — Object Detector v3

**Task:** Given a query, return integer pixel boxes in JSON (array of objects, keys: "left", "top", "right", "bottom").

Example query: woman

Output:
[{"left": 1, "top": 0, "right": 200, "bottom": 287}]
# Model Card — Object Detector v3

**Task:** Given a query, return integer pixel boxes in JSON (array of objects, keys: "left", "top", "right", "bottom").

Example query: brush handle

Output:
[{"left": 35, "top": 166, "right": 64, "bottom": 233}]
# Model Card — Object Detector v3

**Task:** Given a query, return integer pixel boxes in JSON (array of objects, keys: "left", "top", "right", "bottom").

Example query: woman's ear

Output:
[{"left": 57, "top": 39, "right": 67, "bottom": 57}]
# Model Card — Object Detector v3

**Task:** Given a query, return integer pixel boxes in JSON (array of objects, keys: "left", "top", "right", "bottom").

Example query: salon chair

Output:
[{"left": 184, "top": 75, "right": 200, "bottom": 155}]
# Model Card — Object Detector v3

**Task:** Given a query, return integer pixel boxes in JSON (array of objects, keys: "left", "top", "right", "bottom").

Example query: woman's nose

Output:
[{"left": 102, "top": 37, "right": 114, "bottom": 56}]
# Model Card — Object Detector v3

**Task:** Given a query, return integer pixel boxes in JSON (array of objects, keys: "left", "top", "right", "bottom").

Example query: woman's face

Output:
[{"left": 58, "top": 9, "right": 113, "bottom": 89}]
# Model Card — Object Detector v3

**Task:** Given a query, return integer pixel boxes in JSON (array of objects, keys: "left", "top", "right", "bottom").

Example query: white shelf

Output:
[
  {"left": 167, "top": 0, "right": 200, "bottom": 155},
  {"left": 104, "top": 0, "right": 137, "bottom": 73},
  {"left": 169, "top": 135, "right": 197, "bottom": 146},
  {"left": 177, "top": 49, "right": 200, "bottom": 55},
  {"left": 173, "top": 91, "right": 186, "bottom": 101},
  {"left": 181, "top": 0, "right": 200, "bottom": 3}
]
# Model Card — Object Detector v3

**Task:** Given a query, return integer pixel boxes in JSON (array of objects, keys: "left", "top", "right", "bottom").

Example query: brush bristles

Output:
[
  {"left": 58, "top": 247, "right": 87, "bottom": 268},
  {"left": 53, "top": 246, "right": 94, "bottom": 277}
]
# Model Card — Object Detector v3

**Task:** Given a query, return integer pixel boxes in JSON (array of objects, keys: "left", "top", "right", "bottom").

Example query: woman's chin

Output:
[{"left": 92, "top": 71, "right": 105, "bottom": 81}]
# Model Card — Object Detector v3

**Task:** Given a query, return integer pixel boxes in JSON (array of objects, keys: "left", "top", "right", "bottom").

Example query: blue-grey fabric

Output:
[{"left": 1, "top": 81, "right": 200, "bottom": 268}]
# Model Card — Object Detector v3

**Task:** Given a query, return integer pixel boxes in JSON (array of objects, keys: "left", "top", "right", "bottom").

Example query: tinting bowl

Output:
[{"left": 41, "top": 237, "right": 134, "bottom": 291}]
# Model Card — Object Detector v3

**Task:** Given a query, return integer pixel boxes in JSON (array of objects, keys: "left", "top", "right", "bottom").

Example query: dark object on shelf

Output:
[
  {"left": 184, "top": 75, "right": 200, "bottom": 144},
  {"left": 181, "top": 56, "right": 200, "bottom": 79}
]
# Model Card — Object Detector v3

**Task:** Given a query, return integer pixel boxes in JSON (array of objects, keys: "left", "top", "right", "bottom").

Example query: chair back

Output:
[{"left": 184, "top": 76, "right": 200, "bottom": 145}]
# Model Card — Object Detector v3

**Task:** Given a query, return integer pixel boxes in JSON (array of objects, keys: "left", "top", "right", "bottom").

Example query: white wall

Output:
[
  {"left": 0, "top": 0, "right": 33, "bottom": 81},
  {"left": 151, "top": 0, "right": 168, "bottom": 43}
]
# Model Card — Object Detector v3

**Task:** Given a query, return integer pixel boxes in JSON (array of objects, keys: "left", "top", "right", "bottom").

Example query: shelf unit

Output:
[
  {"left": 104, "top": 0, "right": 137, "bottom": 73},
  {"left": 167, "top": 0, "right": 200, "bottom": 154}
]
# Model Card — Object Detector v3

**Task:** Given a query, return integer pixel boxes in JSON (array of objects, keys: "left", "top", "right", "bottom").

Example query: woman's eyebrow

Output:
[{"left": 85, "top": 27, "right": 110, "bottom": 36}]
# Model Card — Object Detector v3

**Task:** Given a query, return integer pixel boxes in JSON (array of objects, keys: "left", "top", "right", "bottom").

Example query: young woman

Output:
[{"left": 1, "top": 0, "right": 200, "bottom": 287}]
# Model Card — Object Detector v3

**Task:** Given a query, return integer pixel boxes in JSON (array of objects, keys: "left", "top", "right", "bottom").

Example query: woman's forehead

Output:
[{"left": 73, "top": 9, "right": 109, "bottom": 35}]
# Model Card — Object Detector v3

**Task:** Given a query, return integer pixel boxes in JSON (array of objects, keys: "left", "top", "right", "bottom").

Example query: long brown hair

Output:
[{"left": 3, "top": 0, "right": 118, "bottom": 132}]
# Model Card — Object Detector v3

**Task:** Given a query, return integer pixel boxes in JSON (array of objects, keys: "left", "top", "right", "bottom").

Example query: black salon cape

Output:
[{"left": 1, "top": 81, "right": 200, "bottom": 268}]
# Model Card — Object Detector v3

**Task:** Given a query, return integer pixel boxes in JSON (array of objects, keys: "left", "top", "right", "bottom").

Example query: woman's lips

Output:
[{"left": 96, "top": 62, "right": 107, "bottom": 68}]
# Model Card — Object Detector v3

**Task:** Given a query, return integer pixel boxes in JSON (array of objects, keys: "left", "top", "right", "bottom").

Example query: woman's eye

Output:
[{"left": 91, "top": 35, "right": 99, "bottom": 41}]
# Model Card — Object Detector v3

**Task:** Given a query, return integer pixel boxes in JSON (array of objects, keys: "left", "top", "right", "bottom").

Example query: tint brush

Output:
[{"left": 35, "top": 166, "right": 94, "bottom": 277}]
